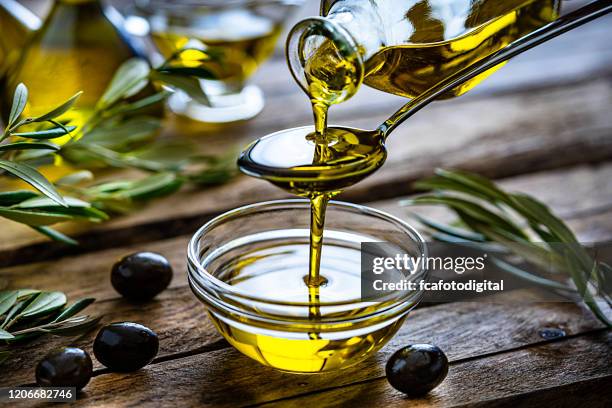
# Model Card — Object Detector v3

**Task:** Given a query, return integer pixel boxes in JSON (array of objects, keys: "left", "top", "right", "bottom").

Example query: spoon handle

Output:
[{"left": 378, "top": 0, "right": 612, "bottom": 137}]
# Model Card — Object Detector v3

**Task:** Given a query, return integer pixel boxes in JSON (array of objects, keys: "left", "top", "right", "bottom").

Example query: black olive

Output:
[
  {"left": 93, "top": 322, "right": 159, "bottom": 372},
  {"left": 36, "top": 347, "right": 93, "bottom": 390},
  {"left": 111, "top": 252, "right": 172, "bottom": 301},
  {"left": 385, "top": 344, "right": 449, "bottom": 396}
]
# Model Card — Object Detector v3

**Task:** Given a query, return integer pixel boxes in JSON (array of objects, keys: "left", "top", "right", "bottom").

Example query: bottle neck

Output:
[
  {"left": 325, "top": 0, "right": 385, "bottom": 60},
  {"left": 286, "top": 0, "right": 384, "bottom": 104}
]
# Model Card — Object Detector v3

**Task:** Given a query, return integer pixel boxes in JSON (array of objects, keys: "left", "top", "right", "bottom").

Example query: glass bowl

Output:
[
  {"left": 187, "top": 199, "right": 427, "bottom": 373},
  {"left": 125, "top": 0, "right": 304, "bottom": 123}
]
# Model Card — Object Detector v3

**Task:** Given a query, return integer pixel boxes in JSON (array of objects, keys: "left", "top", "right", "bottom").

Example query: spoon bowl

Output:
[{"left": 238, "top": 125, "right": 385, "bottom": 196}]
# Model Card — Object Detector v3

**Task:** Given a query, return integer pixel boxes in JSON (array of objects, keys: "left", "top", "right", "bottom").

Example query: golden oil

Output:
[
  {"left": 206, "top": 242, "right": 407, "bottom": 373},
  {"left": 301, "top": 0, "right": 559, "bottom": 102},
  {"left": 0, "top": 0, "right": 38, "bottom": 83},
  {"left": 1, "top": 0, "right": 150, "bottom": 129},
  {"left": 238, "top": 125, "right": 386, "bottom": 287},
  {"left": 151, "top": 12, "right": 281, "bottom": 90},
  {"left": 363, "top": 0, "right": 559, "bottom": 98}
]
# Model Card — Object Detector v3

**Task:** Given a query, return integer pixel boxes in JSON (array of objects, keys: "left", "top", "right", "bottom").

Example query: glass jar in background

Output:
[
  {"left": 1, "top": 0, "right": 153, "bottom": 130},
  {"left": 130, "top": 0, "right": 304, "bottom": 123},
  {"left": 0, "top": 0, "right": 40, "bottom": 90}
]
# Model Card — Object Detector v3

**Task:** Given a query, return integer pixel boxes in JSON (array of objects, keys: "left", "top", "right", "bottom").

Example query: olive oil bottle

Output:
[
  {"left": 288, "top": 0, "right": 560, "bottom": 106},
  {"left": 0, "top": 0, "right": 39, "bottom": 86},
  {"left": 1, "top": 0, "right": 148, "bottom": 129}
]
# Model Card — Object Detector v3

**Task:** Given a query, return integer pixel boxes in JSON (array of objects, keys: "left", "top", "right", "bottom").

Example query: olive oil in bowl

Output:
[{"left": 188, "top": 200, "right": 426, "bottom": 373}]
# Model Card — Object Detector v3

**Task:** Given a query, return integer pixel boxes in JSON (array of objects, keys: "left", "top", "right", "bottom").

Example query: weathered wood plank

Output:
[
  {"left": 2, "top": 163, "right": 612, "bottom": 301},
  {"left": 255, "top": 331, "right": 612, "bottom": 408},
  {"left": 31, "top": 294, "right": 605, "bottom": 407},
  {"left": 0, "top": 287, "right": 224, "bottom": 387},
  {"left": 1, "top": 78, "right": 611, "bottom": 265}
]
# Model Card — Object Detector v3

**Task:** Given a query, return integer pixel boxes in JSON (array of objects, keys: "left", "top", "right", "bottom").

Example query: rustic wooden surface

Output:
[{"left": 1, "top": 2, "right": 611, "bottom": 407}]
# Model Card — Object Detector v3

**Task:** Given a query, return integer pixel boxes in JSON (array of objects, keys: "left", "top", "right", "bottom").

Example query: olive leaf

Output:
[
  {"left": 0, "top": 291, "right": 18, "bottom": 317},
  {"left": 0, "top": 160, "right": 66, "bottom": 207},
  {"left": 53, "top": 298, "right": 95, "bottom": 322},
  {"left": 0, "top": 328, "right": 14, "bottom": 340},
  {"left": 97, "top": 58, "right": 150, "bottom": 109},
  {"left": 32, "top": 91, "right": 83, "bottom": 123},
  {"left": 55, "top": 171, "right": 94, "bottom": 186},
  {"left": 151, "top": 72, "right": 210, "bottom": 105},
  {"left": 156, "top": 66, "right": 216, "bottom": 79},
  {"left": 0, "top": 142, "right": 60, "bottom": 152},
  {"left": 32, "top": 226, "right": 79, "bottom": 246},
  {"left": 0, "top": 190, "right": 38, "bottom": 206},
  {"left": 1, "top": 291, "right": 99, "bottom": 342},
  {"left": 105, "top": 91, "right": 170, "bottom": 117},
  {"left": 12, "top": 126, "right": 77, "bottom": 139},
  {"left": 0, "top": 206, "right": 73, "bottom": 226},
  {"left": 7, "top": 83, "right": 28, "bottom": 129},
  {"left": 19, "top": 291, "right": 67, "bottom": 319},
  {"left": 406, "top": 168, "right": 612, "bottom": 327}
]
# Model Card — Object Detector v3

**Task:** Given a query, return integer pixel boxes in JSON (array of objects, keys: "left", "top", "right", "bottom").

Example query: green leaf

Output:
[
  {"left": 80, "top": 116, "right": 161, "bottom": 149},
  {"left": 409, "top": 195, "right": 529, "bottom": 240},
  {"left": 32, "top": 92, "right": 82, "bottom": 123},
  {"left": 0, "top": 207, "right": 74, "bottom": 226},
  {"left": 1, "top": 294, "right": 37, "bottom": 329},
  {"left": 19, "top": 291, "right": 66, "bottom": 319},
  {"left": 0, "top": 159, "right": 66, "bottom": 207},
  {"left": 105, "top": 91, "right": 169, "bottom": 118},
  {"left": 53, "top": 298, "right": 95, "bottom": 322},
  {"left": 152, "top": 72, "right": 210, "bottom": 105},
  {"left": 15, "top": 196, "right": 90, "bottom": 209},
  {"left": 16, "top": 289, "right": 41, "bottom": 299},
  {"left": 156, "top": 66, "right": 216, "bottom": 79},
  {"left": 55, "top": 170, "right": 94, "bottom": 186},
  {"left": 12, "top": 126, "right": 77, "bottom": 139},
  {"left": 0, "top": 190, "right": 38, "bottom": 206},
  {"left": 98, "top": 58, "right": 150, "bottom": 109},
  {"left": 427, "top": 169, "right": 512, "bottom": 203},
  {"left": 32, "top": 226, "right": 78, "bottom": 245},
  {"left": 117, "top": 172, "right": 183, "bottom": 201},
  {"left": 8, "top": 83, "right": 28, "bottom": 128},
  {"left": 0, "top": 328, "right": 14, "bottom": 339},
  {"left": 405, "top": 211, "right": 487, "bottom": 242},
  {"left": 0, "top": 291, "right": 18, "bottom": 317},
  {"left": 491, "top": 257, "right": 574, "bottom": 292},
  {"left": 45, "top": 315, "right": 101, "bottom": 336},
  {"left": 0, "top": 142, "right": 60, "bottom": 152}
]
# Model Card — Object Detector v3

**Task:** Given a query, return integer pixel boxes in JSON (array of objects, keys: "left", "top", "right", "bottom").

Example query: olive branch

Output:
[
  {"left": 403, "top": 169, "right": 612, "bottom": 327},
  {"left": 0, "top": 49, "right": 236, "bottom": 244},
  {"left": 0, "top": 290, "right": 100, "bottom": 364}
]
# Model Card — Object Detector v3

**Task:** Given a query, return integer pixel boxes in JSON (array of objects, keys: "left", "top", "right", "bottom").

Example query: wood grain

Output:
[
  {"left": 255, "top": 331, "right": 612, "bottom": 408},
  {"left": 26, "top": 292, "right": 604, "bottom": 407}
]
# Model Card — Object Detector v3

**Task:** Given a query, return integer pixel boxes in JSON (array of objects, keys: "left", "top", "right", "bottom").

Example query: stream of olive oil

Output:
[{"left": 234, "top": 0, "right": 559, "bottom": 372}]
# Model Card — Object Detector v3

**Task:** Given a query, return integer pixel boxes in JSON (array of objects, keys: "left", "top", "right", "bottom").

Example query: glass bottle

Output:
[
  {"left": 0, "top": 0, "right": 40, "bottom": 83},
  {"left": 287, "top": 0, "right": 561, "bottom": 106},
  {"left": 2, "top": 0, "right": 148, "bottom": 128}
]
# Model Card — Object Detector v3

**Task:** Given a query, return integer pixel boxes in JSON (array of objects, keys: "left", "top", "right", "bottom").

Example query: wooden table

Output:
[{"left": 1, "top": 4, "right": 611, "bottom": 407}]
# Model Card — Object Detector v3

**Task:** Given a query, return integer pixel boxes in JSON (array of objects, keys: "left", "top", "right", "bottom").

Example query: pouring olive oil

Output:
[
  {"left": 243, "top": 0, "right": 560, "bottom": 288},
  {"left": 233, "top": 0, "right": 611, "bottom": 372}
]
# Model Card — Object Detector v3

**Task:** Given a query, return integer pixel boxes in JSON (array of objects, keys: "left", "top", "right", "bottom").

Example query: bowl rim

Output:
[{"left": 187, "top": 199, "right": 428, "bottom": 309}]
